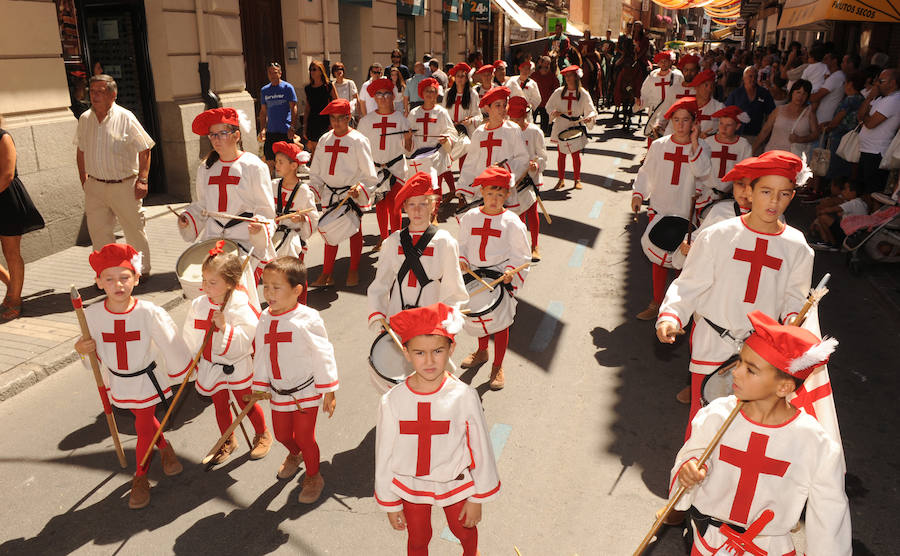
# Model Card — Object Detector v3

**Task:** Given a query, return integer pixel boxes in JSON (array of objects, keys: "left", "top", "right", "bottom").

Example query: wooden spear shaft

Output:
[
  {"left": 230, "top": 400, "right": 251, "bottom": 447},
  {"left": 202, "top": 392, "right": 271, "bottom": 466},
  {"left": 70, "top": 286, "right": 128, "bottom": 469},
  {"left": 274, "top": 207, "right": 316, "bottom": 223}
]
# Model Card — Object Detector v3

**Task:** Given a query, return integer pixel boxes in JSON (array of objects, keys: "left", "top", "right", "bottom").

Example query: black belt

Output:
[
  {"left": 213, "top": 362, "right": 235, "bottom": 375},
  {"left": 88, "top": 174, "right": 135, "bottom": 184},
  {"left": 107, "top": 361, "right": 170, "bottom": 410},
  {"left": 689, "top": 506, "right": 746, "bottom": 537},
  {"left": 559, "top": 113, "right": 582, "bottom": 121},
  {"left": 271, "top": 376, "right": 315, "bottom": 397}
]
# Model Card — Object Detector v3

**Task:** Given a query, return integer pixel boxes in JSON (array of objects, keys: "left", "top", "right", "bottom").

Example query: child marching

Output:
[
  {"left": 406, "top": 78, "right": 456, "bottom": 198},
  {"left": 694, "top": 105, "right": 753, "bottom": 216},
  {"left": 547, "top": 65, "right": 597, "bottom": 190},
  {"left": 269, "top": 141, "right": 319, "bottom": 263},
  {"left": 638, "top": 50, "right": 683, "bottom": 140},
  {"left": 507, "top": 96, "right": 548, "bottom": 261}
]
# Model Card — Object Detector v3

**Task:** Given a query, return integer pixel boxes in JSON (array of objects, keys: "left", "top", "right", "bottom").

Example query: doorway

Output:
[
  {"left": 239, "top": 0, "right": 285, "bottom": 115},
  {"left": 398, "top": 14, "right": 416, "bottom": 69}
]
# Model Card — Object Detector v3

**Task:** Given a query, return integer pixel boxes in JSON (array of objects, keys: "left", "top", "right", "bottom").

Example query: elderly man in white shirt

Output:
[
  {"left": 75, "top": 74, "right": 155, "bottom": 273},
  {"left": 857, "top": 68, "right": 900, "bottom": 194}
]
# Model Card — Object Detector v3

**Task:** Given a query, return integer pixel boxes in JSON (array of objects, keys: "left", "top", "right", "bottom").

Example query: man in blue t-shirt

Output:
[
  {"left": 725, "top": 66, "right": 775, "bottom": 144},
  {"left": 258, "top": 62, "right": 298, "bottom": 174}
]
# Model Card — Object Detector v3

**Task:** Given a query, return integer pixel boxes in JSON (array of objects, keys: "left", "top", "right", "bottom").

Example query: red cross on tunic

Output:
[
  {"left": 711, "top": 145, "right": 738, "bottom": 178},
  {"left": 453, "top": 97, "right": 462, "bottom": 122},
  {"left": 663, "top": 146, "right": 690, "bottom": 185},
  {"left": 409, "top": 159, "right": 425, "bottom": 173},
  {"left": 324, "top": 139, "right": 349, "bottom": 176},
  {"left": 372, "top": 117, "right": 397, "bottom": 151},
  {"left": 398, "top": 243, "right": 435, "bottom": 286},
  {"left": 675, "top": 87, "right": 694, "bottom": 99},
  {"left": 697, "top": 112, "right": 712, "bottom": 125},
  {"left": 719, "top": 432, "right": 790, "bottom": 523},
  {"left": 790, "top": 382, "right": 832, "bottom": 419},
  {"left": 654, "top": 77, "right": 670, "bottom": 102},
  {"left": 399, "top": 402, "right": 451, "bottom": 476},
  {"left": 102, "top": 320, "right": 141, "bottom": 370},
  {"left": 480, "top": 132, "right": 502, "bottom": 166},
  {"left": 472, "top": 315, "right": 493, "bottom": 335},
  {"left": 264, "top": 320, "right": 292, "bottom": 380},
  {"left": 563, "top": 92, "right": 577, "bottom": 113},
  {"left": 732, "top": 238, "right": 783, "bottom": 303},
  {"left": 416, "top": 112, "right": 438, "bottom": 141},
  {"left": 471, "top": 217, "right": 502, "bottom": 261},
  {"left": 193, "top": 308, "right": 217, "bottom": 361},
  {"left": 208, "top": 166, "right": 241, "bottom": 212}
]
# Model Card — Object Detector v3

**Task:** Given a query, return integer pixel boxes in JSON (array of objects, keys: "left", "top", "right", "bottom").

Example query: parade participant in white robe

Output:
[
  {"left": 631, "top": 97, "right": 712, "bottom": 321},
  {"left": 407, "top": 78, "right": 456, "bottom": 199},
  {"left": 443, "top": 63, "right": 482, "bottom": 195},
  {"left": 695, "top": 106, "right": 753, "bottom": 216},
  {"left": 670, "top": 311, "right": 850, "bottom": 556},
  {"left": 508, "top": 96, "right": 547, "bottom": 260},
  {"left": 74, "top": 243, "right": 193, "bottom": 509},
  {"left": 375, "top": 303, "right": 500, "bottom": 556},
  {"left": 664, "top": 70, "right": 725, "bottom": 139},
  {"left": 547, "top": 65, "right": 597, "bottom": 190},
  {"left": 656, "top": 152, "right": 814, "bottom": 437},
  {"left": 638, "top": 50, "right": 683, "bottom": 136},
  {"left": 307, "top": 98, "right": 379, "bottom": 288},
  {"left": 491, "top": 60, "right": 523, "bottom": 98},
  {"left": 265, "top": 142, "right": 319, "bottom": 265},
  {"left": 472, "top": 65, "right": 495, "bottom": 105},
  {"left": 178, "top": 108, "right": 276, "bottom": 277},
  {"left": 358, "top": 78, "right": 412, "bottom": 248},
  {"left": 457, "top": 167, "right": 531, "bottom": 391},
  {"left": 367, "top": 172, "right": 467, "bottom": 330},
  {"left": 669, "top": 53, "right": 700, "bottom": 104},
  {"left": 514, "top": 60, "right": 543, "bottom": 114}
]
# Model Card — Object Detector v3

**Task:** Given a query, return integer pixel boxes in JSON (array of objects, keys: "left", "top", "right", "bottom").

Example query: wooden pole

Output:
[
  {"left": 70, "top": 286, "right": 128, "bottom": 469},
  {"left": 201, "top": 210, "right": 260, "bottom": 223},
  {"left": 202, "top": 392, "right": 271, "bottom": 467},
  {"left": 230, "top": 400, "right": 251, "bottom": 447}
]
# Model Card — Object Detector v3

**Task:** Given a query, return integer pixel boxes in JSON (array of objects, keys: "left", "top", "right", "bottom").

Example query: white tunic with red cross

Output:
[
  {"left": 699, "top": 135, "right": 753, "bottom": 199},
  {"left": 633, "top": 135, "right": 712, "bottom": 222},
  {"left": 671, "top": 396, "right": 851, "bottom": 556},
  {"left": 664, "top": 98, "right": 725, "bottom": 137},
  {"left": 308, "top": 128, "right": 379, "bottom": 211},
  {"left": 447, "top": 88, "right": 483, "bottom": 137},
  {"left": 181, "top": 290, "right": 260, "bottom": 396},
  {"left": 357, "top": 110, "right": 411, "bottom": 175},
  {"left": 375, "top": 374, "right": 501, "bottom": 510},
  {"left": 509, "top": 123, "right": 548, "bottom": 215},
  {"left": 83, "top": 299, "right": 193, "bottom": 409},
  {"left": 639, "top": 68, "right": 683, "bottom": 127},
  {"left": 657, "top": 216, "right": 813, "bottom": 374},
  {"left": 406, "top": 105, "right": 455, "bottom": 175},
  {"left": 546, "top": 86, "right": 597, "bottom": 154},
  {"left": 366, "top": 227, "right": 468, "bottom": 330},
  {"left": 457, "top": 121, "right": 529, "bottom": 201},
  {"left": 671, "top": 200, "right": 750, "bottom": 270},
  {"left": 273, "top": 178, "right": 320, "bottom": 260},
  {"left": 180, "top": 153, "right": 277, "bottom": 265},
  {"left": 252, "top": 303, "right": 339, "bottom": 412}
]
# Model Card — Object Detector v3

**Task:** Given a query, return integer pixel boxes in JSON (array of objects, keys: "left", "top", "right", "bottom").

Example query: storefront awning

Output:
[
  {"left": 564, "top": 20, "right": 585, "bottom": 37},
  {"left": 493, "top": 0, "right": 542, "bottom": 30},
  {"left": 778, "top": 0, "right": 900, "bottom": 30}
]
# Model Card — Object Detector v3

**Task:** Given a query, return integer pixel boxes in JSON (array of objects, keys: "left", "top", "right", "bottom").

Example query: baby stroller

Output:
[{"left": 843, "top": 193, "right": 900, "bottom": 274}]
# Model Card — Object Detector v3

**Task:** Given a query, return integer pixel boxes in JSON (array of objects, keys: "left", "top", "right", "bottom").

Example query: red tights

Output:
[
  {"left": 685, "top": 372, "right": 705, "bottom": 441},
  {"left": 652, "top": 263, "right": 669, "bottom": 306},
  {"left": 271, "top": 408, "right": 320, "bottom": 476},
  {"left": 210, "top": 387, "right": 267, "bottom": 436},
  {"left": 402, "top": 499, "right": 478, "bottom": 556},
  {"left": 557, "top": 152, "right": 582, "bottom": 181},
  {"left": 376, "top": 190, "right": 402, "bottom": 240},
  {"left": 519, "top": 204, "right": 540, "bottom": 248},
  {"left": 322, "top": 230, "right": 363, "bottom": 275},
  {"left": 477, "top": 327, "right": 509, "bottom": 367},
  {"left": 438, "top": 171, "right": 456, "bottom": 196},
  {"left": 132, "top": 406, "right": 167, "bottom": 476}
]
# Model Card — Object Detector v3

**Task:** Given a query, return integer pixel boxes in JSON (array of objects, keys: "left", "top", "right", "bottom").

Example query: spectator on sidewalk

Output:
[
  {"left": 809, "top": 51, "right": 847, "bottom": 129},
  {"left": 821, "top": 71, "right": 866, "bottom": 183},
  {"left": 258, "top": 62, "right": 298, "bottom": 176},
  {"left": 331, "top": 62, "right": 359, "bottom": 120},
  {"left": 75, "top": 74, "right": 154, "bottom": 275},
  {"left": 857, "top": 68, "right": 900, "bottom": 194},
  {"left": 726, "top": 65, "right": 775, "bottom": 145},
  {"left": 405, "top": 62, "right": 428, "bottom": 112},
  {"left": 811, "top": 179, "right": 867, "bottom": 249},
  {"left": 389, "top": 67, "right": 408, "bottom": 114},
  {"left": 389, "top": 49, "right": 410, "bottom": 80},
  {"left": 429, "top": 59, "right": 448, "bottom": 91},
  {"left": 302, "top": 60, "right": 337, "bottom": 159},
  {"left": 359, "top": 64, "right": 389, "bottom": 117},
  {"left": 801, "top": 43, "right": 829, "bottom": 93}
]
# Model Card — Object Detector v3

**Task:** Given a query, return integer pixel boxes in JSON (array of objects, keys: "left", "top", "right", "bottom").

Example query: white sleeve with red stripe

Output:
[
  {"left": 148, "top": 303, "right": 194, "bottom": 379},
  {"left": 503, "top": 122, "right": 529, "bottom": 183},
  {"left": 780, "top": 236, "right": 814, "bottom": 324},
  {"left": 251, "top": 311, "right": 272, "bottom": 393},
  {"left": 688, "top": 137, "right": 712, "bottom": 182},
  {"left": 366, "top": 233, "right": 399, "bottom": 330},
  {"left": 438, "top": 234, "right": 469, "bottom": 311},
  {"left": 668, "top": 398, "right": 729, "bottom": 510},
  {"left": 303, "top": 310, "right": 340, "bottom": 393},
  {"left": 375, "top": 392, "right": 403, "bottom": 511},
  {"left": 179, "top": 202, "right": 205, "bottom": 242},
  {"left": 354, "top": 132, "right": 380, "bottom": 211},
  {"left": 214, "top": 293, "right": 259, "bottom": 359},
  {"left": 503, "top": 213, "right": 532, "bottom": 292},
  {"left": 463, "top": 387, "right": 501, "bottom": 503},
  {"left": 632, "top": 140, "right": 661, "bottom": 202},
  {"left": 656, "top": 226, "right": 717, "bottom": 330},
  {"left": 806, "top": 435, "right": 853, "bottom": 556}
]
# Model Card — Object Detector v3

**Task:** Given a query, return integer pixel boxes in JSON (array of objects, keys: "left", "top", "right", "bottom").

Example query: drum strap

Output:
[
  {"left": 273, "top": 183, "right": 305, "bottom": 252},
  {"left": 212, "top": 212, "right": 254, "bottom": 231},
  {"left": 107, "top": 362, "right": 170, "bottom": 411},
  {"left": 271, "top": 376, "right": 315, "bottom": 396},
  {"left": 701, "top": 316, "right": 747, "bottom": 344},
  {"left": 559, "top": 113, "right": 582, "bottom": 121},
  {"left": 462, "top": 267, "right": 514, "bottom": 318},
  {"left": 396, "top": 226, "right": 437, "bottom": 309},
  {"left": 321, "top": 186, "right": 363, "bottom": 219},
  {"left": 733, "top": 201, "right": 742, "bottom": 217},
  {"left": 688, "top": 506, "right": 746, "bottom": 538},
  {"left": 376, "top": 153, "right": 405, "bottom": 171}
]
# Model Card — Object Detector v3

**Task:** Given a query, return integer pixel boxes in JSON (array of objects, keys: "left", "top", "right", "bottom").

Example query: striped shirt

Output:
[{"left": 74, "top": 103, "right": 155, "bottom": 180}]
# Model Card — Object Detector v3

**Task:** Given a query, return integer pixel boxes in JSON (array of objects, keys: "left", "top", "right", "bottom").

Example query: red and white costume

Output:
[
  {"left": 513, "top": 121, "right": 547, "bottom": 216},
  {"left": 546, "top": 85, "right": 597, "bottom": 155},
  {"left": 407, "top": 104, "right": 455, "bottom": 175},
  {"left": 696, "top": 135, "right": 753, "bottom": 213},
  {"left": 447, "top": 88, "right": 483, "bottom": 137},
  {"left": 671, "top": 396, "right": 851, "bottom": 555},
  {"left": 639, "top": 68, "right": 683, "bottom": 127},
  {"left": 457, "top": 121, "right": 529, "bottom": 201},
  {"left": 358, "top": 106, "right": 411, "bottom": 239},
  {"left": 309, "top": 128, "right": 379, "bottom": 215},
  {"left": 664, "top": 98, "right": 725, "bottom": 138},
  {"left": 273, "top": 177, "right": 320, "bottom": 260},
  {"left": 515, "top": 77, "right": 542, "bottom": 112}
]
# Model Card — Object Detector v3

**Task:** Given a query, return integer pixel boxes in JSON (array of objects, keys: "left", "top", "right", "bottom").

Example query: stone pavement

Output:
[{"left": 0, "top": 202, "right": 191, "bottom": 401}]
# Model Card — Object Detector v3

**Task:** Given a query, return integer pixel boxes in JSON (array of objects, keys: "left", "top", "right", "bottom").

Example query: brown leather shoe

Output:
[
  {"left": 211, "top": 434, "right": 236, "bottom": 466},
  {"left": 489, "top": 366, "right": 505, "bottom": 390},
  {"left": 128, "top": 475, "right": 151, "bottom": 510},
  {"left": 553, "top": 179, "right": 565, "bottom": 190},
  {"left": 310, "top": 273, "right": 334, "bottom": 287},
  {"left": 635, "top": 302, "right": 660, "bottom": 321},
  {"left": 531, "top": 247, "right": 541, "bottom": 261},
  {"left": 160, "top": 443, "right": 183, "bottom": 476},
  {"left": 574, "top": 180, "right": 583, "bottom": 190},
  {"left": 298, "top": 472, "right": 325, "bottom": 504},
  {"left": 460, "top": 349, "right": 489, "bottom": 369},
  {"left": 675, "top": 385, "right": 692, "bottom": 405},
  {"left": 277, "top": 453, "right": 303, "bottom": 480},
  {"left": 345, "top": 268, "right": 359, "bottom": 287},
  {"left": 250, "top": 429, "right": 273, "bottom": 460}
]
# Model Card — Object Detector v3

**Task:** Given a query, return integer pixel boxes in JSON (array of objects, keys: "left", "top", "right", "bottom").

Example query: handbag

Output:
[
  {"left": 835, "top": 124, "right": 862, "bottom": 163},
  {"left": 810, "top": 133, "right": 831, "bottom": 177},
  {"left": 880, "top": 127, "right": 900, "bottom": 169},
  {"left": 789, "top": 107, "right": 812, "bottom": 159}
]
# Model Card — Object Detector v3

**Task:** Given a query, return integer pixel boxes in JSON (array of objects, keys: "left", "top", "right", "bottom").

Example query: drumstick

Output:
[
  {"left": 379, "top": 318, "right": 405, "bottom": 352},
  {"left": 466, "top": 269, "right": 494, "bottom": 291},
  {"left": 469, "top": 262, "right": 531, "bottom": 297},
  {"left": 274, "top": 207, "right": 315, "bottom": 223},
  {"left": 331, "top": 186, "right": 359, "bottom": 214},
  {"left": 536, "top": 196, "right": 553, "bottom": 225},
  {"left": 166, "top": 205, "right": 182, "bottom": 218},
  {"left": 201, "top": 210, "right": 260, "bottom": 223}
]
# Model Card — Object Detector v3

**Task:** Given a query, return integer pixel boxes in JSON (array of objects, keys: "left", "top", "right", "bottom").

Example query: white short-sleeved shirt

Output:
[
  {"left": 840, "top": 197, "right": 867, "bottom": 217},
  {"left": 859, "top": 91, "right": 900, "bottom": 155},
  {"left": 801, "top": 62, "right": 829, "bottom": 92},
  {"left": 816, "top": 70, "right": 846, "bottom": 124},
  {"left": 75, "top": 103, "right": 155, "bottom": 180}
]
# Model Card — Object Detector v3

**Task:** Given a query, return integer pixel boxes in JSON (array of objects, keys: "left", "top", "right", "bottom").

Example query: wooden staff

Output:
[
  {"left": 230, "top": 400, "right": 251, "bottom": 447},
  {"left": 70, "top": 286, "right": 128, "bottom": 469},
  {"left": 274, "top": 207, "right": 316, "bottom": 223},
  {"left": 468, "top": 262, "right": 531, "bottom": 297},
  {"left": 379, "top": 318, "right": 405, "bottom": 352},
  {"left": 140, "top": 247, "right": 256, "bottom": 468},
  {"left": 536, "top": 195, "right": 553, "bottom": 225},
  {"left": 466, "top": 269, "right": 494, "bottom": 291},
  {"left": 202, "top": 392, "right": 271, "bottom": 467},
  {"left": 201, "top": 210, "right": 260, "bottom": 223},
  {"left": 791, "top": 273, "right": 830, "bottom": 326}
]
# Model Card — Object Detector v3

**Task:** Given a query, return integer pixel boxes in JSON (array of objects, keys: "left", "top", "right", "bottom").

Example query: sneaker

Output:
[
  {"left": 160, "top": 443, "right": 183, "bottom": 476},
  {"left": 488, "top": 366, "right": 505, "bottom": 390},
  {"left": 250, "top": 429, "right": 273, "bottom": 460},
  {"left": 277, "top": 453, "right": 303, "bottom": 480},
  {"left": 298, "top": 473, "right": 325, "bottom": 504},
  {"left": 635, "top": 302, "right": 660, "bottom": 321},
  {"left": 210, "top": 434, "right": 236, "bottom": 466},
  {"left": 128, "top": 475, "right": 151, "bottom": 510},
  {"left": 460, "top": 349, "right": 489, "bottom": 369},
  {"left": 573, "top": 180, "right": 583, "bottom": 190}
]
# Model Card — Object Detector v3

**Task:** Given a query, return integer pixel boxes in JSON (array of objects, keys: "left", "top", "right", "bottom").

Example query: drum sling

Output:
[
  {"left": 396, "top": 226, "right": 437, "bottom": 309},
  {"left": 559, "top": 113, "right": 588, "bottom": 137},
  {"left": 212, "top": 212, "right": 255, "bottom": 231},
  {"left": 701, "top": 316, "right": 746, "bottom": 344},
  {"left": 274, "top": 184, "right": 306, "bottom": 252},
  {"left": 375, "top": 153, "right": 406, "bottom": 193},
  {"left": 107, "top": 361, "right": 170, "bottom": 411},
  {"left": 321, "top": 185, "right": 364, "bottom": 220}
]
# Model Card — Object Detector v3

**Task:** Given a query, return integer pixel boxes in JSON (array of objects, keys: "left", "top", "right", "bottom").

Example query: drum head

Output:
[
  {"left": 368, "top": 331, "right": 412, "bottom": 394},
  {"left": 176, "top": 239, "right": 241, "bottom": 299},
  {"left": 648, "top": 215, "right": 689, "bottom": 252},
  {"left": 559, "top": 128, "right": 584, "bottom": 141},
  {"left": 701, "top": 356, "right": 739, "bottom": 406}
]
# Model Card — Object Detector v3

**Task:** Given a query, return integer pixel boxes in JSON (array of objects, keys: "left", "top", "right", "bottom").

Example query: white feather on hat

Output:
[
  {"left": 441, "top": 307, "right": 465, "bottom": 335},
  {"left": 788, "top": 337, "right": 839, "bottom": 374},
  {"left": 236, "top": 109, "right": 252, "bottom": 137},
  {"left": 796, "top": 152, "right": 813, "bottom": 188}
]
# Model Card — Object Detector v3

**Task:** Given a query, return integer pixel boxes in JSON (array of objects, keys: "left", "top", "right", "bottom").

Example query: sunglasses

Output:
[{"left": 208, "top": 130, "right": 235, "bottom": 140}]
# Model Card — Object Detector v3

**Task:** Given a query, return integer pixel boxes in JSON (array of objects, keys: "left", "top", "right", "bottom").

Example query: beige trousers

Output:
[{"left": 84, "top": 177, "right": 151, "bottom": 273}]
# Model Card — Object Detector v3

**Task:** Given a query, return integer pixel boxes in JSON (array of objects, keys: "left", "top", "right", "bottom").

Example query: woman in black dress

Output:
[
  {"left": 302, "top": 60, "right": 337, "bottom": 160},
  {"left": 0, "top": 115, "right": 45, "bottom": 320}
]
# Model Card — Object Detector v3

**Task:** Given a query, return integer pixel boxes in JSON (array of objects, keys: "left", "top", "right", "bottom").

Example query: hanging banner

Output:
[
  {"left": 398, "top": 0, "right": 425, "bottom": 16},
  {"left": 443, "top": 0, "right": 459, "bottom": 21},
  {"left": 462, "top": 0, "right": 490, "bottom": 21}
]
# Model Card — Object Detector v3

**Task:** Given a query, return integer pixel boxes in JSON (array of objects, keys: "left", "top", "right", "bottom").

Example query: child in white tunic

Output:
[
  {"left": 268, "top": 142, "right": 319, "bottom": 265},
  {"left": 546, "top": 65, "right": 597, "bottom": 190},
  {"left": 508, "top": 96, "right": 547, "bottom": 260}
]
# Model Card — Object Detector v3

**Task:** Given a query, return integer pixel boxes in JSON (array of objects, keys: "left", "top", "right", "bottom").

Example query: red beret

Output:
[
  {"left": 664, "top": 97, "right": 698, "bottom": 120},
  {"left": 723, "top": 150, "right": 805, "bottom": 184},
  {"left": 473, "top": 166, "right": 513, "bottom": 189},
  {"left": 192, "top": 108, "right": 240, "bottom": 136},
  {"left": 475, "top": 64, "right": 496, "bottom": 75},
  {"left": 272, "top": 141, "right": 311, "bottom": 165},
  {"left": 395, "top": 172, "right": 436, "bottom": 207},
  {"left": 418, "top": 77, "right": 440, "bottom": 98},
  {"left": 89, "top": 243, "right": 142, "bottom": 276},
  {"left": 721, "top": 156, "right": 758, "bottom": 182},
  {"left": 507, "top": 96, "right": 529, "bottom": 118},
  {"left": 560, "top": 65, "right": 581, "bottom": 76},
  {"left": 677, "top": 54, "right": 700, "bottom": 69},
  {"left": 451, "top": 62, "right": 471, "bottom": 76},
  {"left": 320, "top": 98, "right": 351, "bottom": 116},
  {"left": 685, "top": 69, "right": 715, "bottom": 87},
  {"left": 478, "top": 86, "right": 511, "bottom": 108},
  {"left": 367, "top": 77, "right": 395, "bottom": 97},
  {"left": 744, "top": 310, "right": 837, "bottom": 379},
  {"left": 519, "top": 60, "right": 535, "bottom": 72},
  {"left": 712, "top": 105, "right": 750, "bottom": 124},
  {"left": 493, "top": 60, "right": 507, "bottom": 69},
  {"left": 389, "top": 302, "right": 464, "bottom": 345},
  {"left": 653, "top": 51, "right": 675, "bottom": 64}
]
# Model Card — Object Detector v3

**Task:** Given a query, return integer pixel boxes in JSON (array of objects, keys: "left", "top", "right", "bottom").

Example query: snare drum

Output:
[
  {"left": 700, "top": 356, "right": 740, "bottom": 406},
  {"left": 557, "top": 125, "right": 588, "bottom": 154},
  {"left": 317, "top": 203, "right": 361, "bottom": 246},
  {"left": 449, "top": 128, "right": 471, "bottom": 161},
  {"left": 640, "top": 214, "right": 689, "bottom": 270},
  {"left": 461, "top": 272, "right": 516, "bottom": 337},
  {"left": 176, "top": 239, "right": 241, "bottom": 299},
  {"left": 368, "top": 331, "right": 411, "bottom": 394},
  {"left": 409, "top": 144, "right": 450, "bottom": 175}
]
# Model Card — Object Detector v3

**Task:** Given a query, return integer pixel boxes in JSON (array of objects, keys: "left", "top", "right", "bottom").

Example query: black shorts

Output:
[{"left": 264, "top": 132, "right": 290, "bottom": 160}]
